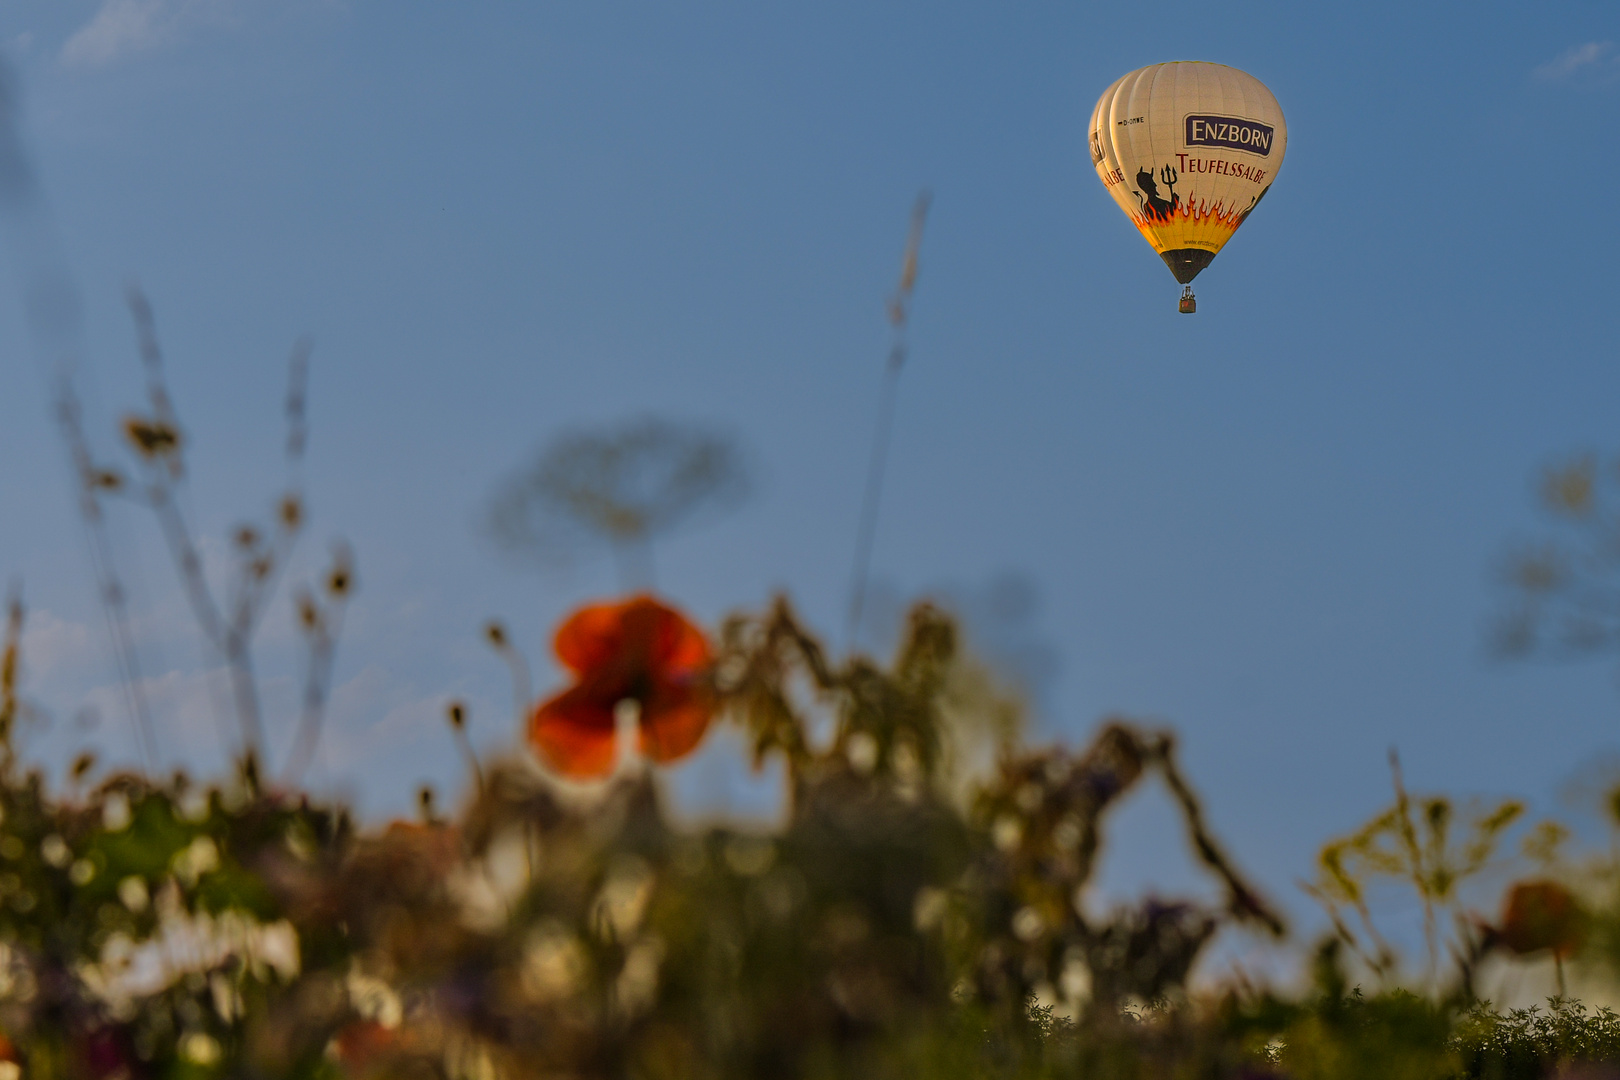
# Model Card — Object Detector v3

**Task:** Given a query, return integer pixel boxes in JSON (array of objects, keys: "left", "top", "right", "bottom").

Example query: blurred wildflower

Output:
[
  {"left": 486, "top": 418, "right": 749, "bottom": 587},
  {"left": 1309, "top": 752, "right": 1524, "bottom": 986},
  {"left": 1493, "top": 880, "right": 1586, "bottom": 959},
  {"left": 1496, "top": 452, "right": 1620, "bottom": 666},
  {"left": 529, "top": 595, "right": 714, "bottom": 778}
]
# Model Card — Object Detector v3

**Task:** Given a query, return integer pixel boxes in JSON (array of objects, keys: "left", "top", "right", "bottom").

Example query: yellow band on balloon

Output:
[{"left": 1131, "top": 205, "right": 1244, "bottom": 256}]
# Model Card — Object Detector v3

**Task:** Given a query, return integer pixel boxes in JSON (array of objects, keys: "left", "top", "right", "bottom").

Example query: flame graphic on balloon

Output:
[{"left": 1129, "top": 194, "right": 1256, "bottom": 257}]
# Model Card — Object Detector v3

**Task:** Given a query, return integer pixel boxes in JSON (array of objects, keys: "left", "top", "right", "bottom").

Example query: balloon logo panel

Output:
[{"left": 1090, "top": 62, "right": 1286, "bottom": 288}]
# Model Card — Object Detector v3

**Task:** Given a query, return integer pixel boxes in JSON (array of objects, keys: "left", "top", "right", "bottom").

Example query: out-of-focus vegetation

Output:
[
  {"left": 6, "top": 568, "right": 1620, "bottom": 1076},
  {"left": 485, "top": 417, "right": 751, "bottom": 588},
  {"left": 1495, "top": 453, "right": 1620, "bottom": 666},
  {"left": 1, "top": 272, "right": 1616, "bottom": 1080},
  {"left": 0, "top": 299, "right": 1617, "bottom": 1078}
]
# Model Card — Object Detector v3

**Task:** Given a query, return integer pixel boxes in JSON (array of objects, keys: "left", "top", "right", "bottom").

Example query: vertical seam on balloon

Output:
[
  {"left": 1228, "top": 65, "right": 1249, "bottom": 231},
  {"left": 1104, "top": 76, "right": 1124, "bottom": 201},
  {"left": 1117, "top": 70, "right": 1144, "bottom": 230},
  {"left": 1144, "top": 63, "right": 1169, "bottom": 248}
]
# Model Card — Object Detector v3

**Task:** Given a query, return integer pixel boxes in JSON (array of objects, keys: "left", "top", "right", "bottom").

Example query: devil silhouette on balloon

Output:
[{"left": 1133, "top": 165, "right": 1181, "bottom": 222}]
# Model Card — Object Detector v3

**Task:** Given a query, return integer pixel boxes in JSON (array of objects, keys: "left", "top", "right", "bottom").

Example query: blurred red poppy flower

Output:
[
  {"left": 1496, "top": 880, "right": 1585, "bottom": 958},
  {"left": 529, "top": 595, "right": 714, "bottom": 778}
]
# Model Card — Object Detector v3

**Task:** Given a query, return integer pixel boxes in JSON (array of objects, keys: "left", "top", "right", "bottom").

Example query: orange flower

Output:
[
  {"left": 1496, "top": 880, "right": 1585, "bottom": 958},
  {"left": 528, "top": 595, "right": 714, "bottom": 778}
]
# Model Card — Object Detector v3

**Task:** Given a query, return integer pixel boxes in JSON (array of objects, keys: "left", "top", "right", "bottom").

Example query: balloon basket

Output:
[{"left": 1178, "top": 287, "right": 1196, "bottom": 315}]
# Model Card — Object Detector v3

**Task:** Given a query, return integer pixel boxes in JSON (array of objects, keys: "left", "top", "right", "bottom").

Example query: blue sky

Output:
[{"left": 0, "top": 0, "right": 1618, "bottom": 942}]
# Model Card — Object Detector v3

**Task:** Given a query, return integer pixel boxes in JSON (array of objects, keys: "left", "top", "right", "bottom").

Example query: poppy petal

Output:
[
  {"left": 638, "top": 681, "right": 715, "bottom": 764},
  {"left": 555, "top": 595, "right": 710, "bottom": 673},
  {"left": 529, "top": 685, "right": 619, "bottom": 778},
  {"left": 552, "top": 599, "right": 635, "bottom": 673},
  {"left": 649, "top": 603, "right": 710, "bottom": 672},
  {"left": 1499, "top": 880, "right": 1584, "bottom": 957}
]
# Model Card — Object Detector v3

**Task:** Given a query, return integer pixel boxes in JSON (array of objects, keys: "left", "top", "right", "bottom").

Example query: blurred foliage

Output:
[
  {"left": 1306, "top": 752, "right": 1526, "bottom": 988},
  {"left": 16, "top": 325, "right": 1620, "bottom": 1076},
  {"left": 0, "top": 590, "right": 1616, "bottom": 1077},
  {"left": 1495, "top": 453, "right": 1620, "bottom": 664},
  {"left": 486, "top": 418, "right": 750, "bottom": 583},
  {"left": 16, "top": 293, "right": 1620, "bottom": 1076}
]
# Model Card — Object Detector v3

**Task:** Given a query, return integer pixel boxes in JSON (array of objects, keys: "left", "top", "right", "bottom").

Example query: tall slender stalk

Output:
[{"left": 845, "top": 190, "right": 930, "bottom": 650}]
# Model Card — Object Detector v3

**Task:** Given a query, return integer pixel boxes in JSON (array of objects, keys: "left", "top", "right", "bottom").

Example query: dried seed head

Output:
[
  {"left": 1543, "top": 457, "right": 1596, "bottom": 517},
  {"left": 70, "top": 751, "right": 96, "bottom": 781},
  {"left": 122, "top": 416, "right": 180, "bottom": 459},
  {"left": 278, "top": 494, "right": 303, "bottom": 531},
  {"left": 447, "top": 701, "right": 466, "bottom": 730},
  {"left": 91, "top": 469, "right": 124, "bottom": 491},
  {"left": 418, "top": 784, "right": 436, "bottom": 822},
  {"left": 296, "top": 592, "right": 320, "bottom": 631},
  {"left": 312, "top": 542, "right": 356, "bottom": 601},
  {"left": 326, "top": 545, "right": 354, "bottom": 598},
  {"left": 233, "top": 526, "right": 260, "bottom": 550},
  {"left": 485, "top": 621, "right": 508, "bottom": 648}
]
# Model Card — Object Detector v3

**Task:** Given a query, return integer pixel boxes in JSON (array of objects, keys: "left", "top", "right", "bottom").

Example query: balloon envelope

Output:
[{"left": 1090, "top": 62, "right": 1286, "bottom": 284}]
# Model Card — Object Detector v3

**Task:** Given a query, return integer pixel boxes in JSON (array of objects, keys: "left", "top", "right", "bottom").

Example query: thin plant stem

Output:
[
  {"left": 124, "top": 291, "right": 315, "bottom": 766},
  {"left": 1154, "top": 732, "right": 1284, "bottom": 935},
  {"left": 281, "top": 544, "right": 352, "bottom": 785},
  {"left": 1390, "top": 748, "right": 1439, "bottom": 987},
  {"left": 845, "top": 190, "right": 930, "bottom": 650},
  {"left": 446, "top": 702, "right": 485, "bottom": 797},
  {"left": 54, "top": 377, "right": 160, "bottom": 771},
  {"left": 485, "top": 622, "right": 533, "bottom": 737},
  {"left": 845, "top": 349, "right": 903, "bottom": 648},
  {"left": 279, "top": 604, "right": 343, "bottom": 786},
  {"left": 0, "top": 77, "right": 158, "bottom": 770}
]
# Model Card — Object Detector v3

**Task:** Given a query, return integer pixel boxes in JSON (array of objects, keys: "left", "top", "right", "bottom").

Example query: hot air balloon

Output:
[{"left": 1090, "top": 62, "right": 1286, "bottom": 313}]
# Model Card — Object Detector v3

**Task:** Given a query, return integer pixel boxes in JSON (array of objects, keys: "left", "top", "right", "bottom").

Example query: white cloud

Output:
[
  {"left": 19, "top": 609, "right": 93, "bottom": 681},
  {"left": 62, "top": 0, "right": 174, "bottom": 68},
  {"left": 1534, "top": 41, "right": 1615, "bottom": 80},
  {"left": 60, "top": 0, "right": 238, "bottom": 69},
  {"left": 80, "top": 664, "right": 287, "bottom": 758},
  {"left": 312, "top": 665, "right": 449, "bottom": 772}
]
